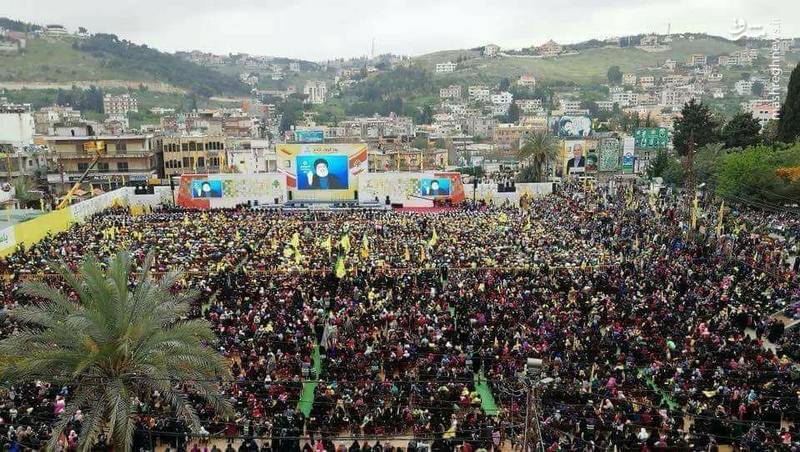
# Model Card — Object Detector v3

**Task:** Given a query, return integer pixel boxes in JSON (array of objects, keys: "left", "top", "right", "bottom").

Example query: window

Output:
[
  {"left": 182, "top": 157, "right": 190, "bottom": 168},
  {"left": 77, "top": 163, "right": 89, "bottom": 172},
  {"left": 117, "top": 162, "right": 129, "bottom": 172},
  {"left": 189, "top": 142, "right": 196, "bottom": 151},
  {"left": 182, "top": 143, "right": 188, "bottom": 152},
  {"left": 116, "top": 142, "right": 127, "bottom": 151},
  {"left": 97, "top": 162, "right": 109, "bottom": 172},
  {"left": 197, "top": 157, "right": 205, "bottom": 168}
]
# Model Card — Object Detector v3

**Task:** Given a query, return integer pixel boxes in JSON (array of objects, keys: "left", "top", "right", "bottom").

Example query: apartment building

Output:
[
  {"left": 157, "top": 134, "right": 227, "bottom": 177},
  {"left": 439, "top": 85, "right": 462, "bottom": 99},
  {"left": 40, "top": 133, "right": 156, "bottom": 190},
  {"left": 303, "top": 80, "right": 328, "bottom": 104},
  {"left": 103, "top": 94, "right": 138, "bottom": 116}
]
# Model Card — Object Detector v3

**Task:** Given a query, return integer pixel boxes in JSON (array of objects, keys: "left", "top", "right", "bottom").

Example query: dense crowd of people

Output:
[{"left": 0, "top": 179, "right": 798, "bottom": 451}]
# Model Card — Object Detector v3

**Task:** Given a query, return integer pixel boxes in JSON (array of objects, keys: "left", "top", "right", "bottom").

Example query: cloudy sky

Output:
[{"left": 2, "top": 0, "right": 798, "bottom": 61}]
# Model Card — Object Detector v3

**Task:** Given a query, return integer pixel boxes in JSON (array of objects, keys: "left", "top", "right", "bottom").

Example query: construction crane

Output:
[{"left": 56, "top": 140, "right": 106, "bottom": 209}]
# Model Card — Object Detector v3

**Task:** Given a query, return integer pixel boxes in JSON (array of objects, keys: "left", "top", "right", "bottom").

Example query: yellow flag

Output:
[
  {"left": 404, "top": 245, "right": 411, "bottom": 262},
  {"left": 290, "top": 232, "right": 300, "bottom": 249},
  {"left": 523, "top": 220, "right": 531, "bottom": 232},
  {"left": 283, "top": 246, "right": 294, "bottom": 258},
  {"left": 429, "top": 228, "right": 438, "bottom": 247},
  {"left": 335, "top": 255, "right": 346, "bottom": 278},
  {"left": 498, "top": 212, "right": 508, "bottom": 224},
  {"left": 183, "top": 214, "right": 190, "bottom": 226},
  {"left": 419, "top": 244, "right": 426, "bottom": 261},
  {"left": 715, "top": 201, "right": 725, "bottom": 237},
  {"left": 294, "top": 249, "right": 302, "bottom": 265},
  {"left": 361, "top": 234, "right": 369, "bottom": 259},
  {"left": 320, "top": 236, "right": 332, "bottom": 255},
  {"left": 340, "top": 234, "right": 351, "bottom": 253}
]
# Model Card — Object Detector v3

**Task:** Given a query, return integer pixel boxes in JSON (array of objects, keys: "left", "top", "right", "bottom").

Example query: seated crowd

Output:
[{"left": 0, "top": 180, "right": 798, "bottom": 451}]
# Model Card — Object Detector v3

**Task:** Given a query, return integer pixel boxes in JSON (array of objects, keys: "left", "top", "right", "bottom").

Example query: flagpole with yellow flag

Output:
[{"left": 715, "top": 200, "right": 725, "bottom": 237}]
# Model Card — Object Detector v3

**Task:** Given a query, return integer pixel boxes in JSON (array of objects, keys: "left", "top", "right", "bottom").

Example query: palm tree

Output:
[
  {"left": 0, "top": 251, "right": 232, "bottom": 451},
  {"left": 516, "top": 129, "right": 559, "bottom": 182}
]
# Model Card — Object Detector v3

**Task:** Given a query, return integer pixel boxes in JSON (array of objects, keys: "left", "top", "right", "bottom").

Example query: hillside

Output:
[
  {"left": 0, "top": 26, "right": 246, "bottom": 97},
  {"left": 415, "top": 37, "right": 748, "bottom": 84}
]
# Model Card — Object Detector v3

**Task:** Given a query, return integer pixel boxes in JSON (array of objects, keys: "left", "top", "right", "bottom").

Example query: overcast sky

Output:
[{"left": 2, "top": 1, "right": 798, "bottom": 61}]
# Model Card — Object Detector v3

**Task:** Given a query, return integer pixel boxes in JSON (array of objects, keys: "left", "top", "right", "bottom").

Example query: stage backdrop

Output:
[
  {"left": 277, "top": 143, "right": 368, "bottom": 202},
  {"left": 359, "top": 171, "right": 465, "bottom": 207},
  {"left": 175, "top": 174, "right": 287, "bottom": 209}
]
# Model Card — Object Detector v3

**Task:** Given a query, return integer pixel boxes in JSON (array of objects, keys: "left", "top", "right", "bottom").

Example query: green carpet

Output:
[
  {"left": 297, "top": 343, "right": 321, "bottom": 416},
  {"left": 638, "top": 368, "right": 679, "bottom": 411},
  {"left": 474, "top": 371, "right": 499, "bottom": 416}
]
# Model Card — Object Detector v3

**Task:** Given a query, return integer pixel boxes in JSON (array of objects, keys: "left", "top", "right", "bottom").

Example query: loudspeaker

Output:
[
  {"left": 385, "top": 195, "right": 390, "bottom": 205},
  {"left": 288, "top": 191, "right": 293, "bottom": 201},
  {"left": 473, "top": 178, "right": 478, "bottom": 189},
  {"left": 274, "top": 197, "right": 279, "bottom": 205},
  {"left": 354, "top": 190, "right": 359, "bottom": 200},
  {"left": 253, "top": 200, "right": 259, "bottom": 206}
]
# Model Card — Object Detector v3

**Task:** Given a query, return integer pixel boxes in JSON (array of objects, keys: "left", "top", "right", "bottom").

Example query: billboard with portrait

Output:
[
  {"left": 420, "top": 178, "right": 451, "bottom": 197},
  {"left": 551, "top": 116, "right": 592, "bottom": 138},
  {"left": 296, "top": 155, "right": 349, "bottom": 190},
  {"left": 190, "top": 179, "right": 223, "bottom": 198},
  {"left": 556, "top": 140, "right": 587, "bottom": 177},
  {"left": 276, "top": 143, "right": 368, "bottom": 201}
]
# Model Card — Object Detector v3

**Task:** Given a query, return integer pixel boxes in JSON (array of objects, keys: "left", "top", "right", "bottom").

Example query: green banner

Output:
[{"left": 634, "top": 127, "right": 669, "bottom": 149}]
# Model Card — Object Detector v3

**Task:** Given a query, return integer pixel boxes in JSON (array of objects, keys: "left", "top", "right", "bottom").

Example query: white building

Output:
[
  {"left": 515, "top": 99, "right": 543, "bottom": 113},
  {"left": 595, "top": 100, "right": 615, "bottom": 111},
  {"left": 747, "top": 102, "right": 780, "bottom": 126},
  {"left": 103, "top": 94, "right": 138, "bottom": 116},
  {"left": 622, "top": 73, "right": 637, "bottom": 86},
  {"left": 0, "top": 107, "right": 35, "bottom": 148},
  {"left": 663, "top": 59, "right": 677, "bottom": 71},
  {"left": 517, "top": 74, "right": 537, "bottom": 88},
  {"left": 491, "top": 92, "right": 513, "bottom": 106},
  {"left": 734, "top": 80, "right": 753, "bottom": 96},
  {"left": 468, "top": 85, "right": 491, "bottom": 102},
  {"left": 611, "top": 91, "right": 638, "bottom": 107},
  {"left": 638, "top": 76, "right": 655, "bottom": 88},
  {"left": 707, "top": 73, "right": 723, "bottom": 82},
  {"left": 439, "top": 85, "right": 462, "bottom": 99},
  {"left": 435, "top": 62, "right": 457, "bottom": 73},
  {"left": 304, "top": 80, "right": 328, "bottom": 104},
  {"left": 289, "top": 62, "right": 300, "bottom": 72}
]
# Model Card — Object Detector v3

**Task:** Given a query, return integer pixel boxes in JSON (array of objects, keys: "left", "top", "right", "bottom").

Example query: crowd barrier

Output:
[{"left": 0, "top": 186, "right": 173, "bottom": 258}]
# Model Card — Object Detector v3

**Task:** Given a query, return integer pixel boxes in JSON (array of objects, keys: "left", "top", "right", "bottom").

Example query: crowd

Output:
[{"left": 0, "top": 179, "right": 798, "bottom": 451}]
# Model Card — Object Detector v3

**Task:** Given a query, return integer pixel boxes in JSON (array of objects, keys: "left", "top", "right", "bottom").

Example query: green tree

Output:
[
  {"left": 716, "top": 143, "right": 800, "bottom": 204},
  {"left": 607, "top": 66, "right": 622, "bottom": 85},
  {"left": 0, "top": 251, "right": 232, "bottom": 451},
  {"left": 416, "top": 104, "right": 434, "bottom": 125},
  {"left": 778, "top": 62, "right": 800, "bottom": 143},
  {"left": 499, "top": 77, "right": 511, "bottom": 92},
  {"left": 673, "top": 100, "right": 720, "bottom": 157},
  {"left": 646, "top": 149, "right": 673, "bottom": 179},
  {"left": 503, "top": 102, "right": 520, "bottom": 124},
  {"left": 721, "top": 112, "right": 762, "bottom": 149},
  {"left": 751, "top": 81, "right": 765, "bottom": 97},
  {"left": 516, "top": 130, "right": 558, "bottom": 182}
]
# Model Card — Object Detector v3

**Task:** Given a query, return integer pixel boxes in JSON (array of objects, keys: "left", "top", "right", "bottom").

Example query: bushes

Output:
[{"left": 715, "top": 144, "right": 800, "bottom": 205}]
